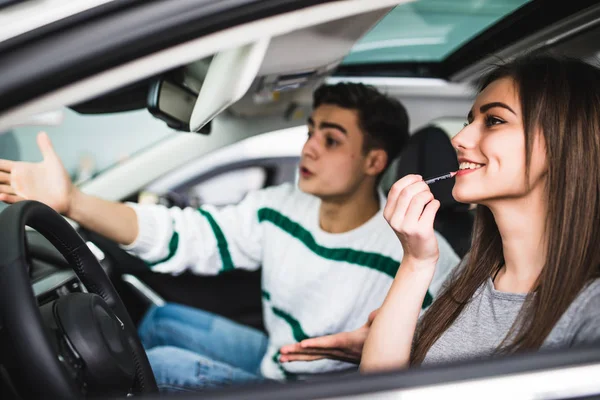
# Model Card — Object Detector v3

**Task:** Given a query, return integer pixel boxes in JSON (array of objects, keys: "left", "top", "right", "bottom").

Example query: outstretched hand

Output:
[
  {"left": 279, "top": 308, "right": 379, "bottom": 364},
  {"left": 0, "top": 132, "right": 75, "bottom": 215}
]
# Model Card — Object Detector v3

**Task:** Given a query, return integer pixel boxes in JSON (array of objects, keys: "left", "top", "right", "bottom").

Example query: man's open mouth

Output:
[{"left": 300, "top": 166, "right": 313, "bottom": 177}]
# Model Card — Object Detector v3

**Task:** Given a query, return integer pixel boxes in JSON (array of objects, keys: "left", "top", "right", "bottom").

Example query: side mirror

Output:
[{"left": 147, "top": 79, "right": 210, "bottom": 133}]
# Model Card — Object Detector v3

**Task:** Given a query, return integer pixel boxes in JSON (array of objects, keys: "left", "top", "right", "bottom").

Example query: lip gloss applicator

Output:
[{"left": 424, "top": 171, "right": 457, "bottom": 185}]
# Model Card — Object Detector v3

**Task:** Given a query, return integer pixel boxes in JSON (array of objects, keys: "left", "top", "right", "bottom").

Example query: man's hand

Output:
[
  {"left": 279, "top": 308, "right": 379, "bottom": 365},
  {"left": 0, "top": 131, "right": 139, "bottom": 245},
  {"left": 0, "top": 132, "right": 76, "bottom": 215}
]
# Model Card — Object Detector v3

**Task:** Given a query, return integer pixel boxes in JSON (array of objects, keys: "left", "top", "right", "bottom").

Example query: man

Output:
[{"left": 0, "top": 83, "right": 459, "bottom": 391}]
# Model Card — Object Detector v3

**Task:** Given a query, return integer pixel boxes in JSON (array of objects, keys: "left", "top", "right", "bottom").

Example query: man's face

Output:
[{"left": 298, "top": 104, "right": 371, "bottom": 199}]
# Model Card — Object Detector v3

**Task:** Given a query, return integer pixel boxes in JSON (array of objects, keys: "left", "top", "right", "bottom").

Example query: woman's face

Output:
[{"left": 451, "top": 77, "right": 547, "bottom": 206}]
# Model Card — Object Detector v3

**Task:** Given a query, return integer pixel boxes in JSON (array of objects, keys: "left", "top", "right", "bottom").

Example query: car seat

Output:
[{"left": 393, "top": 125, "right": 473, "bottom": 257}]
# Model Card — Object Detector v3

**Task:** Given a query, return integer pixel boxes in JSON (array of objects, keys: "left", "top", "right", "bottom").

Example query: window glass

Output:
[
  {"left": 342, "top": 0, "right": 531, "bottom": 65},
  {"left": 0, "top": 108, "right": 172, "bottom": 212},
  {"left": 188, "top": 167, "right": 267, "bottom": 208},
  {"left": 3, "top": 108, "right": 172, "bottom": 182}
]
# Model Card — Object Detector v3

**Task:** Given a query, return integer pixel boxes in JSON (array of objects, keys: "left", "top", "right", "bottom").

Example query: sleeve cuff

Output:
[{"left": 120, "top": 202, "right": 166, "bottom": 257}]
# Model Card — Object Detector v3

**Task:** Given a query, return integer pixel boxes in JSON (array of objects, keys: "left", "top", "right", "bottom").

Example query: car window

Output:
[
  {"left": 139, "top": 160, "right": 300, "bottom": 210},
  {"left": 187, "top": 166, "right": 268, "bottom": 208},
  {"left": 0, "top": 107, "right": 172, "bottom": 211},
  {"left": 136, "top": 125, "right": 307, "bottom": 209},
  {"left": 2, "top": 107, "right": 172, "bottom": 181},
  {"left": 342, "top": 0, "right": 531, "bottom": 65}
]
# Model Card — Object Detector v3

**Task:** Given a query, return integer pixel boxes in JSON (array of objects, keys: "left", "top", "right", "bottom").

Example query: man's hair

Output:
[{"left": 312, "top": 82, "right": 409, "bottom": 171}]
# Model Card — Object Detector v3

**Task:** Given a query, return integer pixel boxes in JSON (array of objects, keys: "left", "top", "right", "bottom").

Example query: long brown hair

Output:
[{"left": 411, "top": 54, "right": 600, "bottom": 364}]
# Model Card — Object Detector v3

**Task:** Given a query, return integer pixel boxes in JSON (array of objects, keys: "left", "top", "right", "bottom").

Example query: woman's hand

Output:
[
  {"left": 359, "top": 175, "right": 441, "bottom": 373},
  {"left": 279, "top": 309, "right": 379, "bottom": 364},
  {"left": 384, "top": 174, "right": 441, "bottom": 266},
  {"left": 0, "top": 132, "right": 76, "bottom": 215}
]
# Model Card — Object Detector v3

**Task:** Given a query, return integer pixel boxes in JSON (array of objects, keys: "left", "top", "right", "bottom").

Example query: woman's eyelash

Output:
[
  {"left": 485, "top": 115, "right": 505, "bottom": 126},
  {"left": 463, "top": 116, "right": 505, "bottom": 128}
]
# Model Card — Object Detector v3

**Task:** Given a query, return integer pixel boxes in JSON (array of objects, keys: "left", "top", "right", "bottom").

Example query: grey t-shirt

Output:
[{"left": 422, "top": 277, "right": 600, "bottom": 365}]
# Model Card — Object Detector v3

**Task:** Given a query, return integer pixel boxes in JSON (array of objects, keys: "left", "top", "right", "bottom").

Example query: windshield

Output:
[
  {"left": 0, "top": 108, "right": 172, "bottom": 209},
  {"left": 342, "top": 0, "right": 532, "bottom": 65}
]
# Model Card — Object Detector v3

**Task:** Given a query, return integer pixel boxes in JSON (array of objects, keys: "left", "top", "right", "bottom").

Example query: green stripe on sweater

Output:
[
  {"left": 422, "top": 290, "right": 433, "bottom": 309},
  {"left": 258, "top": 210, "right": 433, "bottom": 310},
  {"left": 272, "top": 350, "right": 296, "bottom": 380},
  {"left": 264, "top": 291, "right": 310, "bottom": 342},
  {"left": 268, "top": 304, "right": 302, "bottom": 380},
  {"left": 146, "top": 231, "right": 179, "bottom": 267},
  {"left": 198, "top": 208, "right": 235, "bottom": 272},
  {"left": 272, "top": 307, "right": 310, "bottom": 342},
  {"left": 257, "top": 207, "right": 400, "bottom": 278}
]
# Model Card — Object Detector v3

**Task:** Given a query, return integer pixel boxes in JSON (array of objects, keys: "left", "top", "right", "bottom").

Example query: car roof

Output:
[
  {"left": 0, "top": 0, "right": 116, "bottom": 44},
  {"left": 0, "top": 0, "right": 598, "bottom": 123},
  {"left": 335, "top": 0, "right": 600, "bottom": 82}
]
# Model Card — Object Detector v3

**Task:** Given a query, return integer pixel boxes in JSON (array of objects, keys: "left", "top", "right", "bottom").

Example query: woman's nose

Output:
[{"left": 451, "top": 124, "right": 477, "bottom": 151}]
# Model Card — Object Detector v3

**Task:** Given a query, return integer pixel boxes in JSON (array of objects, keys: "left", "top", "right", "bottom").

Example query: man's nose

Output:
[{"left": 302, "top": 134, "right": 320, "bottom": 159}]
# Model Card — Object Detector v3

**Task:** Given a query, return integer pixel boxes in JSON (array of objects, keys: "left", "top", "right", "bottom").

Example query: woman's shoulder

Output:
[
  {"left": 571, "top": 278, "right": 600, "bottom": 313},
  {"left": 553, "top": 278, "right": 600, "bottom": 346}
]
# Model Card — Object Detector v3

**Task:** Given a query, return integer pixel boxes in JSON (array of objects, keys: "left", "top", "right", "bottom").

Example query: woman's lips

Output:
[{"left": 456, "top": 168, "right": 481, "bottom": 177}]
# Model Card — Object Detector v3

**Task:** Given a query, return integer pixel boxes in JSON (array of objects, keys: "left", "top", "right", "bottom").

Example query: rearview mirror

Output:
[{"left": 147, "top": 79, "right": 210, "bottom": 133}]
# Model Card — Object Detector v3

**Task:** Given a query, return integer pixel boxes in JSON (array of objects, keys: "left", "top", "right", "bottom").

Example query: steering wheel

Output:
[{"left": 0, "top": 201, "right": 158, "bottom": 398}]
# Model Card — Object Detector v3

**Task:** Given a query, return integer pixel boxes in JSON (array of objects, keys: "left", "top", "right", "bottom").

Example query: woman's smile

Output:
[{"left": 456, "top": 160, "right": 485, "bottom": 177}]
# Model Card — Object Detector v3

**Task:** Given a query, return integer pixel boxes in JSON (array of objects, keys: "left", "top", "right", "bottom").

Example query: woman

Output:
[
  {"left": 280, "top": 54, "right": 600, "bottom": 370},
  {"left": 361, "top": 53, "right": 600, "bottom": 370}
]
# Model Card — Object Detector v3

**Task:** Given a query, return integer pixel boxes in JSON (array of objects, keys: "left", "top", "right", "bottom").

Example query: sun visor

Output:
[{"left": 190, "top": 39, "right": 270, "bottom": 132}]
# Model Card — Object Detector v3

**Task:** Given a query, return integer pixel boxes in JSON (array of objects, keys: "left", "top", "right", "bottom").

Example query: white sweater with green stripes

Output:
[{"left": 122, "top": 183, "right": 460, "bottom": 380}]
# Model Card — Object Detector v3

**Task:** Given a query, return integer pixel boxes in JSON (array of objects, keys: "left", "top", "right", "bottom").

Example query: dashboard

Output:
[{"left": 27, "top": 230, "right": 112, "bottom": 306}]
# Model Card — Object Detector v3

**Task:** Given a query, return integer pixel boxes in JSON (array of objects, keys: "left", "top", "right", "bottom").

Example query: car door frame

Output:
[{"left": 2, "top": 0, "right": 600, "bottom": 398}]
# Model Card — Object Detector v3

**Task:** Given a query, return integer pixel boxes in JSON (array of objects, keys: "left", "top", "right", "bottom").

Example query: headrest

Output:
[{"left": 396, "top": 126, "right": 464, "bottom": 209}]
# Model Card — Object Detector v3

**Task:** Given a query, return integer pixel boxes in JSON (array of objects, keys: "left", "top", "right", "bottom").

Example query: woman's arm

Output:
[
  {"left": 360, "top": 174, "right": 441, "bottom": 373},
  {"left": 360, "top": 259, "right": 435, "bottom": 372}
]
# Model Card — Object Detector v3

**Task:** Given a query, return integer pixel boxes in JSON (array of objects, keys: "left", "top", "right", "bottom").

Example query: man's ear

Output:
[{"left": 365, "top": 149, "right": 388, "bottom": 177}]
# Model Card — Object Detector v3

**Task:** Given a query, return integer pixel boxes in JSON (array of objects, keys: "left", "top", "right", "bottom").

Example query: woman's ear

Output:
[{"left": 365, "top": 149, "right": 388, "bottom": 177}]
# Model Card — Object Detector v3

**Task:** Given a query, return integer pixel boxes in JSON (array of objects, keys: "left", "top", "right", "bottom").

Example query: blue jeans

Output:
[{"left": 138, "top": 303, "right": 269, "bottom": 393}]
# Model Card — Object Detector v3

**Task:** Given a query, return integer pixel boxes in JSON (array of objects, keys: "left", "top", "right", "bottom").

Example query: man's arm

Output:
[
  {"left": 0, "top": 132, "right": 266, "bottom": 276},
  {"left": 0, "top": 132, "right": 139, "bottom": 245},
  {"left": 67, "top": 189, "right": 139, "bottom": 245}
]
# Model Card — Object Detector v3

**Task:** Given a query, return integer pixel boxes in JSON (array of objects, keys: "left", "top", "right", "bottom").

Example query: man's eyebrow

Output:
[
  {"left": 480, "top": 102, "right": 516, "bottom": 115},
  {"left": 320, "top": 121, "right": 347, "bottom": 135}
]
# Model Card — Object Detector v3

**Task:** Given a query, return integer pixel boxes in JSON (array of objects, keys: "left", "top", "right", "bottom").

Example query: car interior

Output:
[{"left": 2, "top": 0, "right": 600, "bottom": 399}]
